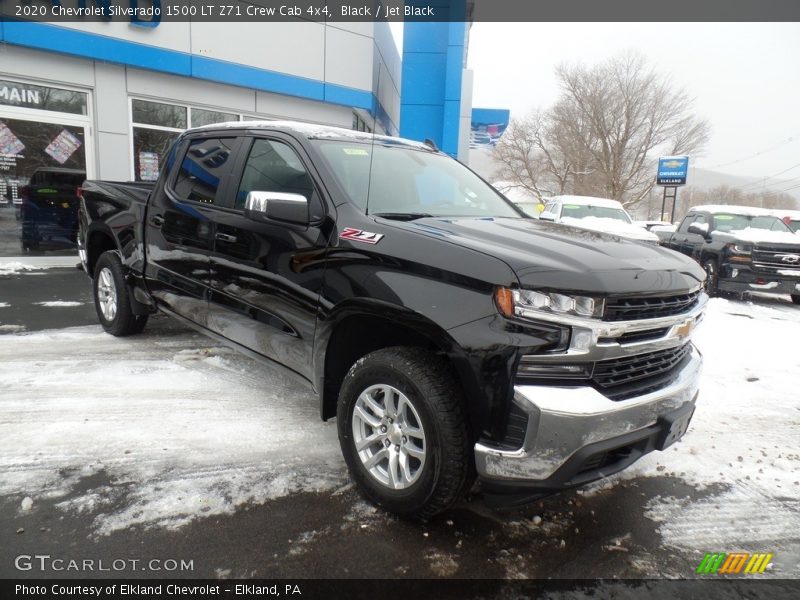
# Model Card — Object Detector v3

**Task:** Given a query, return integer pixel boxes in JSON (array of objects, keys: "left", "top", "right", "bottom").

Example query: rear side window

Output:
[
  {"left": 235, "top": 138, "right": 322, "bottom": 218},
  {"left": 173, "top": 137, "right": 237, "bottom": 205}
]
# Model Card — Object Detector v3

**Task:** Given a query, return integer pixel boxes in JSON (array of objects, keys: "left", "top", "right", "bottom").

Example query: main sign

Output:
[{"left": 657, "top": 155, "right": 689, "bottom": 186}]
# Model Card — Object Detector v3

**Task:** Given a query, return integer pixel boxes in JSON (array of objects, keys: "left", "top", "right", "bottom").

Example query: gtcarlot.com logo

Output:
[
  {"left": 696, "top": 551, "right": 773, "bottom": 574},
  {"left": 15, "top": 554, "right": 194, "bottom": 572}
]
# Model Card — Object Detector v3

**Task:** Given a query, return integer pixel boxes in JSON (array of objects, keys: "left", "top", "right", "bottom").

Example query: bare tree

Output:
[{"left": 492, "top": 51, "right": 711, "bottom": 209}]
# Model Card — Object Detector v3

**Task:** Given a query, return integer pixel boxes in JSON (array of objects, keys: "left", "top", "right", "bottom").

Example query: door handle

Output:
[
  {"left": 150, "top": 214, "right": 165, "bottom": 227},
  {"left": 215, "top": 232, "right": 238, "bottom": 243}
]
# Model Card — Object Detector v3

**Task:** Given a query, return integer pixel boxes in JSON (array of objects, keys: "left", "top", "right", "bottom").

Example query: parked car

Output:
[
  {"left": 770, "top": 208, "right": 800, "bottom": 233},
  {"left": 79, "top": 121, "right": 706, "bottom": 518},
  {"left": 661, "top": 204, "right": 800, "bottom": 303},
  {"left": 20, "top": 167, "right": 85, "bottom": 251},
  {"left": 540, "top": 195, "right": 660, "bottom": 243}
]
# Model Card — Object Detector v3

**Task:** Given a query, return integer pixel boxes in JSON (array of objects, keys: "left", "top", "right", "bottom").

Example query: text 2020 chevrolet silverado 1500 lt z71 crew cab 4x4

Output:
[
  {"left": 662, "top": 204, "right": 800, "bottom": 304},
  {"left": 79, "top": 121, "right": 707, "bottom": 518}
]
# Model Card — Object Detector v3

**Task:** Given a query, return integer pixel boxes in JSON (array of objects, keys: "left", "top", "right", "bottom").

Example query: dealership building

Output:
[{"left": 0, "top": 15, "right": 481, "bottom": 206}]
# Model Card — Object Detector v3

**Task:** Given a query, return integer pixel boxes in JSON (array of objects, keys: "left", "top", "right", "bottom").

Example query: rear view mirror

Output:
[
  {"left": 687, "top": 222, "right": 709, "bottom": 237},
  {"left": 245, "top": 191, "right": 309, "bottom": 225}
]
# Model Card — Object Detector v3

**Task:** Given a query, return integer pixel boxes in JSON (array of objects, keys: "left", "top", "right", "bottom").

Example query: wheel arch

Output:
[{"left": 315, "top": 302, "right": 479, "bottom": 436}]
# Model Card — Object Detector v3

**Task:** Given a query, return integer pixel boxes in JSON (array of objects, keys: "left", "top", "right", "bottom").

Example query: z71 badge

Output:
[{"left": 340, "top": 227, "right": 384, "bottom": 245}]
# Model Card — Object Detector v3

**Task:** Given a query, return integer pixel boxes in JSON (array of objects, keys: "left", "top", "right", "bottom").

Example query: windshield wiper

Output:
[{"left": 372, "top": 212, "right": 435, "bottom": 221}]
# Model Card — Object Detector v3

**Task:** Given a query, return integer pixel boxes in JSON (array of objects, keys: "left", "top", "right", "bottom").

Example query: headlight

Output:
[
  {"left": 726, "top": 243, "right": 753, "bottom": 263},
  {"left": 495, "top": 288, "right": 604, "bottom": 319}
]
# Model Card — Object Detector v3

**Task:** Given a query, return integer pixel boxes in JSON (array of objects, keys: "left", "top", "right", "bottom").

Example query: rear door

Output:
[
  {"left": 144, "top": 134, "right": 241, "bottom": 327},
  {"left": 206, "top": 134, "right": 332, "bottom": 380}
]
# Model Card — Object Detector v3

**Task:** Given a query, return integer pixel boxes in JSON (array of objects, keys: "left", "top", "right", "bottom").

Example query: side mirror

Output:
[
  {"left": 539, "top": 212, "right": 555, "bottom": 222},
  {"left": 245, "top": 191, "right": 309, "bottom": 225},
  {"left": 687, "top": 222, "right": 709, "bottom": 237}
]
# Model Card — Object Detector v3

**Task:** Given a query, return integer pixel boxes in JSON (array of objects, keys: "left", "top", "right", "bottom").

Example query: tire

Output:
[
  {"left": 791, "top": 294, "right": 800, "bottom": 305},
  {"left": 702, "top": 259, "right": 718, "bottom": 296},
  {"left": 93, "top": 251, "right": 148, "bottom": 336},
  {"left": 337, "top": 347, "right": 473, "bottom": 520}
]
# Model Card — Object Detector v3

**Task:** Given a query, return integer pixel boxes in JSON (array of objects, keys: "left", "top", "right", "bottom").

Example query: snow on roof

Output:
[
  {"left": 551, "top": 195, "right": 624, "bottom": 208},
  {"left": 193, "top": 119, "right": 431, "bottom": 150},
  {"left": 690, "top": 204, "right": 779, "bottom": 217}
]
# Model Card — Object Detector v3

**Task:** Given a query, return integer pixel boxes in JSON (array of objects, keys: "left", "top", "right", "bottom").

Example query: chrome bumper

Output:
[{"left": 474, "top": 345, "right": 702, "bottom": 483}]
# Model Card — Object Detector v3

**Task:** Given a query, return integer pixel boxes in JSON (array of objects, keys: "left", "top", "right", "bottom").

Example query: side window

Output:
[
  {"left": 679, "top": 213, "right": 704, "bottom": 233},
  {"left": 235, "top": 138, "right": 322, "bottom": 219},
  {"left": 172, "top": 137, "right": 238, "bottom": 205}
]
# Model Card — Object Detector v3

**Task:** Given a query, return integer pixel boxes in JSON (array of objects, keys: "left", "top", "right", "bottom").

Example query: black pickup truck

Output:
[
  {"left": 661, "top": 204, "right": 800, "bottom": 303},
  {"left": 79, "top": 121, "right": 706, "bottom": 518}
]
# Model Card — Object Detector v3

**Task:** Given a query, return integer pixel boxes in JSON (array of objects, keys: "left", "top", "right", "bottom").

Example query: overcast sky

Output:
[{"left": 464, "top": 23, "right": 800, "bottom": 184}]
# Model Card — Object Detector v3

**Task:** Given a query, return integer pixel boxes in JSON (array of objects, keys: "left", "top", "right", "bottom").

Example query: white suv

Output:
[{"left": 540, "top": 195, "right": 660, "bottom": 243}]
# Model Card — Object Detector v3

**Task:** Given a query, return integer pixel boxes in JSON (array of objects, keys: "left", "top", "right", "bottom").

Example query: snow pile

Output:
[
  {"left": 35, "top": 301, "right": 85, "bottom": 307},
  {"left": 0, "top": 326, "right": 345, "bottom": 534},
  {"left": 0, "top": 262, "right": 40, "bottom": 276}
]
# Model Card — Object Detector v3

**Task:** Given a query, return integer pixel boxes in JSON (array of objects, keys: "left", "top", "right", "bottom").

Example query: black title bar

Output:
[{"left": 2, "top": 0, "right": 800, "bottom": 23}]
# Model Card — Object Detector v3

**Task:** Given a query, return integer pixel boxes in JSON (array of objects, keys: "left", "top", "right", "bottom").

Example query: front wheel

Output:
[
  {"left": 791, "top": 294, "right": 800, "bottom": 305},
  {"left": 93, "top": 251, "right": 148, "bottom": 336},
  {"left": 703, "top": 259, "right": 719, "bottom": 296},
  {"left": 337, "top": 347, "right": 473, "bottom": 520}
]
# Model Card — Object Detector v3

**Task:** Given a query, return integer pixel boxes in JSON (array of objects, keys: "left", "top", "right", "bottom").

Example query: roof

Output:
[
  {"left": 689, "top": 204, "right": 782, "bottom": 217},
  {"left": 193, "top": 119, "right": 433, "bottom": 151},
  {"left": 550, "top": 195, "right": 624, "bottom": 208}
]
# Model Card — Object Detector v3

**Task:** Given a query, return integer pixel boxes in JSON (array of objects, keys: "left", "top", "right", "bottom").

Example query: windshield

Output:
[
  {"left": 560, "top": 203, "right": 632, "bottom": 223},
  {"left": 312, "top": 141, "right": 522, "bottom": 219},
  {"left": 713, "top": 214, "right": 792, "bottom": 233}
]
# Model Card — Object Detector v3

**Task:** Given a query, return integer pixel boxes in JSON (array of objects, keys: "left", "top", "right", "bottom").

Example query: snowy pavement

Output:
[{"left": 1, "top": 268, "right": 799, "bottom": 578}]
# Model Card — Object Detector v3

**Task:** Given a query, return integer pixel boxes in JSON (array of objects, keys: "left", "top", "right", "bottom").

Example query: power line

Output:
[
  {"left": 702, "top": 133, "right": 800, "bottom": 170},
  {"left": 735, "top": 160, "right": 800, "bottom": 191}
]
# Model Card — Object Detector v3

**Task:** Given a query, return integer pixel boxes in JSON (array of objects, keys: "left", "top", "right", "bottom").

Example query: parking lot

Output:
[{"left": 1, "top": 262, "right": 798, "bottom": 579}]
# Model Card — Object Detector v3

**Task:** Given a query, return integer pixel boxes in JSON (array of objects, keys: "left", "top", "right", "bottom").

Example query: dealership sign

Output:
[{"left": 657, "top": 155, "right": 689, "bottom": 186}]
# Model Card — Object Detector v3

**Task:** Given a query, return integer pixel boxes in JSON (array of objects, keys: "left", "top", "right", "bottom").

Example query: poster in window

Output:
[
  {"left": 138, "top": 152, "right": 160, "bottom": 181},
  {"left": 0, "top": 122, "right": 25, "bottom": 156},
  {"left": 44, "top": 129, "right": 82, "bottom": 165}
]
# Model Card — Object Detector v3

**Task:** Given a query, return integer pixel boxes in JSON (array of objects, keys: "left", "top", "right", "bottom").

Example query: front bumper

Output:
[
  {"left": 718, "top": 263, "right": 800, "bottom": 295},
  {"left": 474, "top": 344, "right": 702, "bottom": 495}
]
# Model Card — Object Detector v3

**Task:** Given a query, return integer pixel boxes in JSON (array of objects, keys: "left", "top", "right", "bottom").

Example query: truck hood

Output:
[{"left": 389, "top": 217, "right": 705, "bottom": 295}]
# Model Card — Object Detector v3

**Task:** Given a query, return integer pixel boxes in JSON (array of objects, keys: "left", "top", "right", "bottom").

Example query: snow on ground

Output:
[
  {"left": 0, "top": 262, "right": 40, "bottom": 276},
  {"left": 0, "top": 295, "right": 798, "bottom": 570},
  {"left": 0, "top": 302, "right": 10, "bottom": 308},
  {"left": 34, "top": 301, "right": 85, "bottom": 307},
  {"left": 0, "top": 325, "right": 345, "bottom": 535},
  {"left": 581, "top": 295, "right": 800, "bottom": 572}
]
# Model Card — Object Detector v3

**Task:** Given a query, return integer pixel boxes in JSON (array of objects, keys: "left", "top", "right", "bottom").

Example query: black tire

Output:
[
  {"left": 337, "top": 347, "right": 473, "bottom": 520},
  {"left": 702, "top": 259, "right": 718, "bottom": 296},
  {"left": 791, "top": 294, "right": 800, "bottom": 305},
  {"left": 92, "top": 251, "right": 148, "bottom": 336}
]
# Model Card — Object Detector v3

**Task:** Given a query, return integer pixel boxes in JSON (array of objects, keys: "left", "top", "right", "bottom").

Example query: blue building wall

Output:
[{"left": 400, "top": 10, "right": 467, "bottom": 156}]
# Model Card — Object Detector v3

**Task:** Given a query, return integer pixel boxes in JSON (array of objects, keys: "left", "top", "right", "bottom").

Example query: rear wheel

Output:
[
  {"left": 791, "top": 294, "right": 800, "bottom": 305},
  {"left": 337, "top": 347, "right": 473, "bottom": 520},
  {"left": 93, "top": 251, "right": 148, "bottom": 336}
]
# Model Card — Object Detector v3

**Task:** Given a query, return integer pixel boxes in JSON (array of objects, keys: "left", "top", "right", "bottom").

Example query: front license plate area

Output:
[{"left": 655, "top": 404, "right": 695, "bottom": 450}]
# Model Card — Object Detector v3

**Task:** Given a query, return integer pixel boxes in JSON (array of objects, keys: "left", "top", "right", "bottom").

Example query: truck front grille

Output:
[
  {"left": 752, "top": 246, "right": 800, "bottom": 270},
  {"left": 603, "top": 290, "right": 700, "bottom": 321},
  {"left": 592, "top": 343, "right": 692, "bottom": 400}
]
